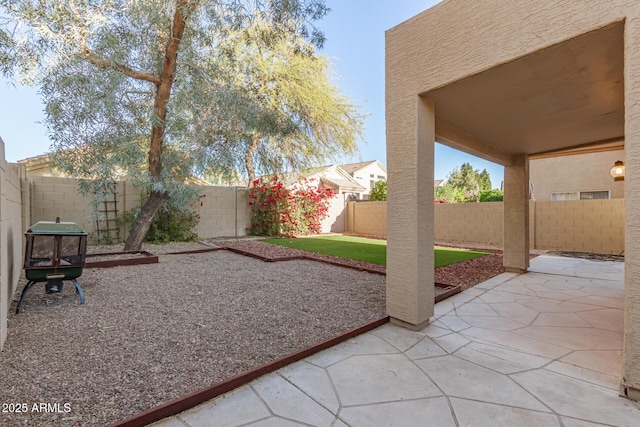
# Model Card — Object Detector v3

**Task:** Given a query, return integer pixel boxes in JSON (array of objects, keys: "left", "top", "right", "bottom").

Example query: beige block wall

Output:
[
  {"left": 28, "top": 176, "right": 99, "bottom": 233},
  {"left": 27, "top": 176, "right": 251, "bottom": 241},
  {"left": 348, "top": 201, "right": 387, "bottom": 238},
  {"left": 27, "top": 175, "right": 353, "bottom": 242},
  {"left": 348, "top": 200, "right": 625, "bottom": 255},
  {"left": 535, "top": 199, "right": 625, "bottom": 254},
  {"left": 346, "top": 201, "right": 355, "bottom": 233},
  {"left": 0, "top": 139, "right": 24, "bottom": 350},
  {"left": 434, "top": 202, "right": 503, "bottom": 247}
]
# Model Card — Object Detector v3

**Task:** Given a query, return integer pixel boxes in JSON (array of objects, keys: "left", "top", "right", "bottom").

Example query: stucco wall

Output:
[
  {"left": 623, "top": 12, "right": 640, "bottom": 401},
  {"left": 531, "top": 150, "right": 626, "bottom": 201},
  {"left": 193, "top": 186, "right": 250, "bottom": 239},
  {"left": 0, "top": 139, "right": 24, "bottom": 350},
  {"left": 387, "top": 1, "right": 632, "bottom": 101},
  {"left": 386, "top": 0, "right": 640, "bottom": 396},
  {"left": 320, "top": 193, "right": 349, "bottom": 234}
]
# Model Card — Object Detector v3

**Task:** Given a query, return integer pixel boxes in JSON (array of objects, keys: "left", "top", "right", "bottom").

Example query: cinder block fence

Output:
[
  {"left": 347, "top": 200, "right": 625, "bottom": 255},
  {"left": 0, "top": 139, "right": 27, "bottom": 350},
  {"left": 26, "top": 176, "right": 252, "bottom": 244}
]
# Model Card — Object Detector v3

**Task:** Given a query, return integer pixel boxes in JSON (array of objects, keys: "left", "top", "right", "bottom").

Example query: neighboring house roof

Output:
[
  {"left": 340, "top": 160, "right": 387, "bottom": 176},
  {"left": 320, "top": 177, "right": 366, "bottom": 193},
  {"left": 17, "top": 152, "right": 51, "bottom": 164},
  {"left": 244, "top": 165, "right": 367, "bottom": 193},
  {"left": 17, "top": 153, "right": 67, "bottom": 177},
  {"left": 303, "top": 164, "right": 367, "bottom": 193},
  {"left": 17, "top": 152, "right": 212, "bottom": 185},
  {"left": 434, "top": 179, "right": 445, "bottom": 187},
  {"left": 235, "top": 167, "right": 324, "bottom": 188},
  {"left": 184, "top": 176, "right": 213, "bottom": 186},
  {"left": 340, "top": 160, "right": 376, "bottom": 175}
]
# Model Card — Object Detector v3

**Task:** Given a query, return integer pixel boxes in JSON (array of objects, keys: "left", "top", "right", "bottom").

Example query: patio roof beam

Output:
[
  {"left": 530, "top": 137, "right": 624, "bottom": 160},
  {"left": 435, "top": 119, "right": 515, "bottom": 166}
]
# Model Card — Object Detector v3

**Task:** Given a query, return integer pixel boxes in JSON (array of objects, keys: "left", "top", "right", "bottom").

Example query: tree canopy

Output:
[
  {"left": 369, "top": 180, "right": 387, "bottom": 201},
  {"left": 0, "top": 0, "right": 363, "bottom": 249},
  {"left": 436, "top": 162, "right": 495, "bottom": 203},
  {"left": 204, "top": 14, "right": 364, "bottom": 183}
]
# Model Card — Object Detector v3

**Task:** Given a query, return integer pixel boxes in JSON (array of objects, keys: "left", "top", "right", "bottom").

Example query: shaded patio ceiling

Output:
[{"left": 427, "top": 22, "right": 624, "bottom": 166}]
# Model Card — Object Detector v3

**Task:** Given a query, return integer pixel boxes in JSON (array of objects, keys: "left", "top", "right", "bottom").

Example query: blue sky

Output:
[{"left": 0, "top": 0, "right": 504, "bottom": 189}]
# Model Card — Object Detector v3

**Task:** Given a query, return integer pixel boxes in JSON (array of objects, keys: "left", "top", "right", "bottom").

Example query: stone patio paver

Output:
[{"left": 152, "top": 255, "right": 640, "bottom": 427}]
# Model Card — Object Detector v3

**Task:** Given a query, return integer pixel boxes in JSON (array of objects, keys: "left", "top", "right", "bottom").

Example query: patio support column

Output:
[
  {"left": 503, "top": 153, "right": 530, "bottom": 273},
  {"left": 386, "top": 95, "right": 434, "bottom": 330},
  {"left": 621, "top": 15, "right": 640, "bottom": 403}
]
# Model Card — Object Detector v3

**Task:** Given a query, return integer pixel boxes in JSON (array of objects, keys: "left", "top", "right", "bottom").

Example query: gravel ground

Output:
[
  {"left": 435, "top": 248, "right": 505, "bottom": 291},
  {"left": 214, "top": 239, "right": 387, "bottom": 274},
  {"left": 216, "top": 239, "right": 507, "bottom": 291},
  {"left": 87, "top": 241, "right": 210, "bottom": 255},
  {"left": 1, "top": 239, "right": 506, "bottom": 426}
]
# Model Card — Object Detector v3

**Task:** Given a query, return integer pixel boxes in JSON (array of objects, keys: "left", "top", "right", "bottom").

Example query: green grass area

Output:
[
  {"left": 434, "top": 245, "right": 491, "bottom": 268},
  {"left": 261, "top": 235, "right": 490, "bottom": 267}
]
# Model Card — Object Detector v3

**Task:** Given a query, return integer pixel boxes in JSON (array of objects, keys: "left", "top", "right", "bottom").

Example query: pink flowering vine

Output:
[{"left": 248, "top": 176, "right": 335, "bottom": 237}]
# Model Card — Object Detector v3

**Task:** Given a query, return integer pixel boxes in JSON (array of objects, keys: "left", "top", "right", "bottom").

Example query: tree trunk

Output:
[
  {"left": 124, "top": 1, "right": 194, "bottom": 250},
  {"left": 245, "top": 135, "right": 260, "bottom": 185},
  {"left": 124, "top": 190, "right": 170, "bottom": 250},
  {"left": 147, "top": 1, "right": 191, "bottom": 182}
]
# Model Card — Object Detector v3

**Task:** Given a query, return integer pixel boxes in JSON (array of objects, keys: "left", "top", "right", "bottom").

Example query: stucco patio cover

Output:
[{"left": 385, "top": 0, "right": 640, "bottom": 401}]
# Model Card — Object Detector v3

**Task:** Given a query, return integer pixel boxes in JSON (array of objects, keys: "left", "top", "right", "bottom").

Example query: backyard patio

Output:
[
  {"left": 151, "top": 254, "right": 638, "bottom": 427},
  {"left": 1, "top": 242, "right": 388, "bottom": 426},
  {"left": 0, "top": 237, "right": 507, "bottom": 426}
]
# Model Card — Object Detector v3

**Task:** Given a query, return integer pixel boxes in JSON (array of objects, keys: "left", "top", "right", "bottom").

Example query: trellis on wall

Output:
[{"left": 94, "top": 183, "right": 120, "bottom": 244}]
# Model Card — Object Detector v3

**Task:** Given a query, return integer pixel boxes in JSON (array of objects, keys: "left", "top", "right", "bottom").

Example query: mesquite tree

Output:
[
  {"left": 0, "top": 0, "right": 352, "bottom": 250},
  {"left": 208, "top": 15, "right": 365, "bottom": 183}
]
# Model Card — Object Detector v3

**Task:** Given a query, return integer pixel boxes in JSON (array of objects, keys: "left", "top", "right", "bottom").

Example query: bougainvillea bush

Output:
[{"left": 248, "top": 176, "right": 336, "bottom": 237}]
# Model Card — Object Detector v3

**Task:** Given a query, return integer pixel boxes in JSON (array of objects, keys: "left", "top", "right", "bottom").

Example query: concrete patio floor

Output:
[{"left": 152, "top": 254, "right": 639, "bottom": 426}]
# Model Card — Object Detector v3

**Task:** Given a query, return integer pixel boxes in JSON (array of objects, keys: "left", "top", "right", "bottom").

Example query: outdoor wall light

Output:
[{"left": 609, "top": 160, "right": 625, "bottom": 182}]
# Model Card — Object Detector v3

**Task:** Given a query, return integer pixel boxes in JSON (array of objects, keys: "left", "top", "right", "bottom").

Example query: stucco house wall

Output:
[
  {"left": 340, "top": 160, "right": 387, "bottom": 198},
  {"left": 531, "top": 148, "right": 625, "bottom": 201},
  {"left": 386, "top": 0, "right": 640, "bottom": 399}
]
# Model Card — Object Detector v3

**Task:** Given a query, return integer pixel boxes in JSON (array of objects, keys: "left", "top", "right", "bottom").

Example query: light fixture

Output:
[{"left": 609, "top": 160, "right": 625, "bottom": 182}]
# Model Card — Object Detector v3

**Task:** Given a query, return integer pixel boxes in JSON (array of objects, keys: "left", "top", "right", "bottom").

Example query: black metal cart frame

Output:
[{"left": 16, "top": 219, "right": 88, "bottom": 314}]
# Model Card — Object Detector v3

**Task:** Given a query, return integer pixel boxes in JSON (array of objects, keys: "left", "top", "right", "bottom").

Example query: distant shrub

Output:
[
  {"left": 479, "top": 189, "right": 504, "bottom": 202},
  {"left": 435, "top": 184, "right": 466, "bottom": 203},
  {"left": 369, "top": 180, "right": 387, "bottom": 201},
  {"left": 146, "top": 203, "right": 201, "bottom": 243},
  {"left": 117, "top": 195, "right": 203, "bottom": 244}
]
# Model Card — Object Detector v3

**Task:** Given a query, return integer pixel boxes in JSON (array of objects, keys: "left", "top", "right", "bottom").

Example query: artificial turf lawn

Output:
[{"left": 261, "top": 235, "right": 491, "bottom": 267}]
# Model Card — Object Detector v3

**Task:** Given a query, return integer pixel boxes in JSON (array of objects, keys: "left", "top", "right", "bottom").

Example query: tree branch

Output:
[{"left": 83, "top": 49, "right": 161, "bottom": 85}]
